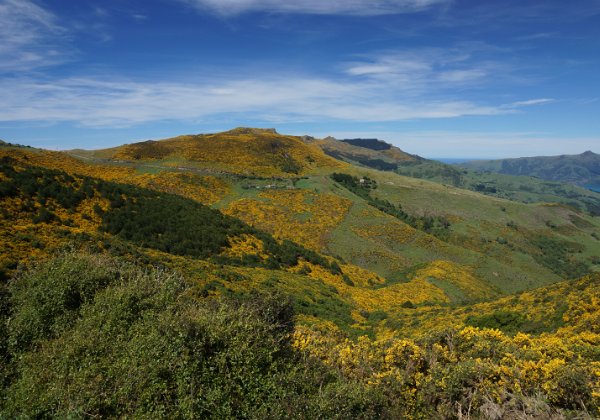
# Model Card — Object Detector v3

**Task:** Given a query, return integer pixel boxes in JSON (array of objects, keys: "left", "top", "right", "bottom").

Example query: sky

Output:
[{"left": 0, "top": 0, "right": 599, "bottom": 158}]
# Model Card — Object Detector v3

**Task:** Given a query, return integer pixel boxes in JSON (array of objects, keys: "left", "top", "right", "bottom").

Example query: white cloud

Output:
[
  {"left": 181, "top": 0, "right": 447, "bottom": 16},
  {"left": 344, "top": 48, "right": 494, "bottom": 92},
  {"left": 510, "top": 98, "right": 555, "bottom": 107},
  {"left": 0, "top": 0, "right": 67, "bottom": 71},
  {"left": 0, "top": 74, "right": 505, "bottom": 127}
]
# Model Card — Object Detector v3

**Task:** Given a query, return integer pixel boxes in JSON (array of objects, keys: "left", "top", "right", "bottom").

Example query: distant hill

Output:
[
  {"left": 305, "top": 136, "right": 422, "bottom": 171},
  {"left": 342, "top": 138, "right": 392, "bottom": 151},
  {"left": 460, "top": 151, "right": 600, "bottom": 187}
]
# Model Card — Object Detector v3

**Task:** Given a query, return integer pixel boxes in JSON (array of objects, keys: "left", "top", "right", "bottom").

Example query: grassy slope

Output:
[
  {"left": 396, "top": 159, "right": 600, "bottom": 215},
  {"left": 0, "top": 151, "right": 510, "bottom": 335},
  {"left": 2, "top": 137, "right": 600, "bottom": 417},
  {"left": 322, "top": 167, "right": 599, "bottom": 292}
]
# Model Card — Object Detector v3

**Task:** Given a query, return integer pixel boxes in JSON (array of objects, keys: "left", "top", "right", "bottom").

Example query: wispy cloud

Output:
[
  {"left": 343, "top": 47, "right": 504, "bottom": 93},
  {"left": 0, "top": 0, "right": 68, "bottom": 72},
  {"left": 0, "top": 74, "right": 504, "bottom": 127},
  {"left": 181, "top": 0, "right": 448, "bottom": 16},
  {"left": 510, "top": 98, "right": 555, "bottom": 107}
]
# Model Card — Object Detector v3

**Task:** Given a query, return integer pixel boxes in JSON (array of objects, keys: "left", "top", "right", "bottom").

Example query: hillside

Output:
[
  {"left": 2, "top": 253, "right": 599, "bottom": 418},
  {"left": 460, "top": 151, "right": 600, "bottom": 187},
  {"left": 306, "top": 136, "right": 421, "bottom": 171},
  {"left": 4, "top": 135, "right": 600, "bottom": 296},
  {"left": 309, "top": 137, "right": 600, "bottom": 215},
  {"left": 396, "top": 159, "right": 600, "bottom": 216},
  {"left": 1, "top": 131, "right": 600, "bottom": 417},
  {"left": 0, "top": 152, "right": 512, "bottom": 332}
]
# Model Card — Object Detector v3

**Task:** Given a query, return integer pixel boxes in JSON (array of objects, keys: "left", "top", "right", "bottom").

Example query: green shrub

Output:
[{"left": 1, "top": 253, "right": 391, "bottom": 418}]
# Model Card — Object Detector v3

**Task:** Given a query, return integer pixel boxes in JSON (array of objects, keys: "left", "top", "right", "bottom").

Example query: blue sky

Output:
[{"left": 0, "top": 0, "right": 599, "bottom": 158}]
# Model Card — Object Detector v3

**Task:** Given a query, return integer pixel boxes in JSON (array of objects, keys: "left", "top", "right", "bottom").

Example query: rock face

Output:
[{"left": 228, "top": 127, "right": 278, "bottom": 135}]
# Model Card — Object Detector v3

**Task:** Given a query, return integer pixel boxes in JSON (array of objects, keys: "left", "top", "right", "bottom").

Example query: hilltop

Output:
[
  {"left": 73, "top": 127, "right": 343, "bottom": 177},
  {"left": 460, "top": 151, "right": 600, "bottom": 187}
]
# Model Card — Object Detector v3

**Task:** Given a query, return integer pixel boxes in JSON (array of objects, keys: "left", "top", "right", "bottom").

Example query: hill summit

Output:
[{"left": 77, "top": 128, "right": 344, "bottom": 177}]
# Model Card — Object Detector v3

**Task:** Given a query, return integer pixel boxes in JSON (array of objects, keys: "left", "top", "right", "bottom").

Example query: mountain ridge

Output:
[{"left": 459, "top": 150, "right": 600, "bottom": 186}]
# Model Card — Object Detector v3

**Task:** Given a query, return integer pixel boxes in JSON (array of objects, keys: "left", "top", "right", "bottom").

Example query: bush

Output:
[{"left": 1, "top": 253, "right": 392, "bottom": 418}]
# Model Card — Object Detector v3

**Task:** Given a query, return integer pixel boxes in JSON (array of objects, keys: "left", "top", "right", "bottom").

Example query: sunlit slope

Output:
[
  {"left": 0, "top": 156, "right": 489, "bottom": 332},
  {"left": 395, "top": 159, "right": 600, "bottom": 215},
  {"left": 218, "top": 164, "right": 600, "bottom": 294},
  {"left": 77, "top": 127, "right": 345, "bottom": 177},
  {"left": 0, "top": 145, "right": 229, "bottom": 205},
  {"left": 385, "top": 271, "right": 600, "bottom": 339},
  {"left": 3, "top": 130, "right": 600, "bottom": 299}
]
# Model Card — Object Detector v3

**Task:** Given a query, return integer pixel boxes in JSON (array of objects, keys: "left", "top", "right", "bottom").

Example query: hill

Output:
[
  {"left": 305, "top": 136, "right": 421, "bottom": 171},
  {"left": 74, "top": 127, "right": 344, "bottom": 177},
  {"left": 395, "top": 159, "right": 600, "bottom": 216},
  {"left": 460, "top": 151, "right": 600, "bottom": 187},
  {"left": 3, "top": 135, "right": 600, "bottom": 297}
]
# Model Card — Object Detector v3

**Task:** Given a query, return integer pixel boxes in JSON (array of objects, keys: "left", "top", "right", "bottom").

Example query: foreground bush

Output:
[{"left": 0, "top": 253, "right": 392, "bottom": 418}]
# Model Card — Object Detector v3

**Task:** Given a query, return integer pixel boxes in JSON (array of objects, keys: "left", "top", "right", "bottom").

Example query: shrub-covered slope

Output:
[
  {"left": 3, "top": 134, "right": 600, "bottom": 297},
  {"left": 75, "top": 127, "right": 344, "bottom": 177},
  {"left": 1, "top": 253, "right": 598, "bottom": 418}
]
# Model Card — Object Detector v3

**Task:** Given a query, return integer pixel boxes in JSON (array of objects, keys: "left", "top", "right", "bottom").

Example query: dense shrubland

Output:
[
  {"left": 1, "top": 254, "right": 598, "bottom": 418},
  {"left": 0, "top": 253, "right": 384, "bottom": 418}
]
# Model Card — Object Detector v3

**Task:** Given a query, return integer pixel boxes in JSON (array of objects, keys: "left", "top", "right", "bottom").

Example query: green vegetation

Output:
[
  {"left": 528, "top": 235, "right": 590, "bottom": 279},
  {"left": 0, "top": 157, "right": 342, "bottom": 275},
  {"left": 0, "top": 253, "right": 386, "bottom": 418},
  {"left": 1, "top": 254, "right": 598, "bottom": 418},
  {"left": 395, "top": 159, "right": 600, "bottom": 215},
  {"left": 1, "top": 130, "right": 600, "bottom": 417},
  {"left": 331, "top": 172, "right": 451, "bottom": 239}
]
